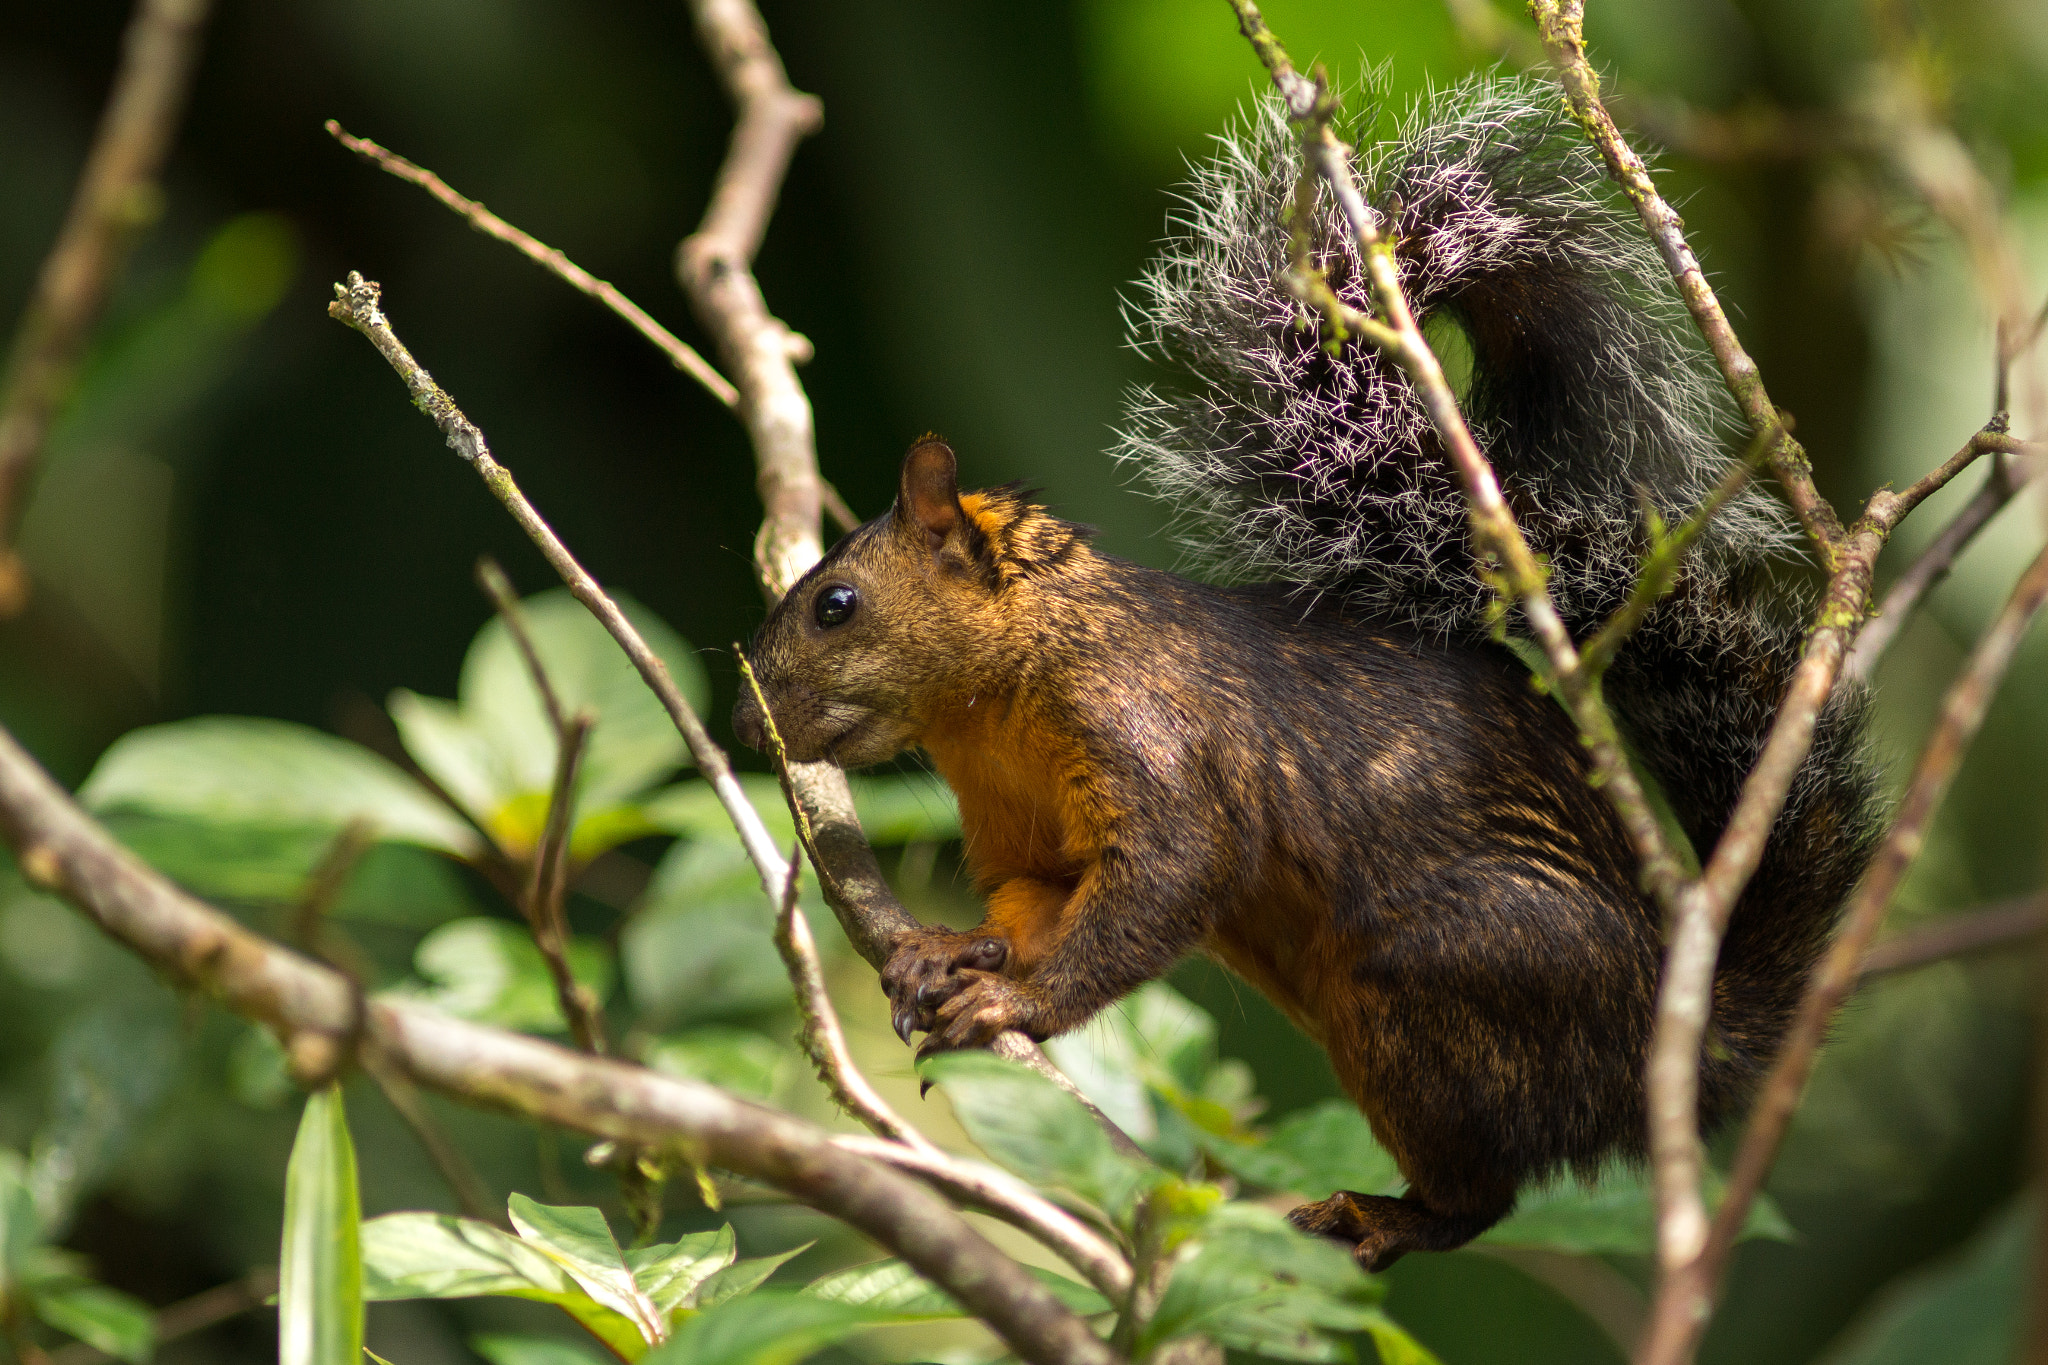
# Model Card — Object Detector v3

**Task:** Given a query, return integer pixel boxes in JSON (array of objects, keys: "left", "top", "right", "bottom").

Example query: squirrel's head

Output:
[{"left": 733, "top": 436, "right": 1087, "bottom": 767}]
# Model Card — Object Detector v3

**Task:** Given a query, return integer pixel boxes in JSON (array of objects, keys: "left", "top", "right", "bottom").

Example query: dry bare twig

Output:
[
  {"left": 326, "top": 122, "right": 738, "bottom": 409},
  {"left": 0, "top": 0, "right": 214, "bottom": 615},
  {"left": 1704, "top": 537, "right": 2048, "bottom": 1280},
  {"left": 0, "top": 725, "right": 1118, "bottom": 1365},
  {"left": 324, "top": 274, "right": 794, "bottom": 903},
  {"left": 1857, "top": 893, "right": 2048, "bottom": 982}
]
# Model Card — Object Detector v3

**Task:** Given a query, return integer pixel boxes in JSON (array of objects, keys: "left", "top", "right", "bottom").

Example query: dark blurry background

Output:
[{"left": 2, "top": 1, "right": 2046, "bottom": 1363}]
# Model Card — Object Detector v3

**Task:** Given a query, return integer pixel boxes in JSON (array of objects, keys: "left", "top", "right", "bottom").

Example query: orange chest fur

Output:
[
  {"left": 920, "top": 698, "right": 1110, "bottom": 970},
  {"left": 921, "top": 698, "right": 1107, "bottom": 883}
]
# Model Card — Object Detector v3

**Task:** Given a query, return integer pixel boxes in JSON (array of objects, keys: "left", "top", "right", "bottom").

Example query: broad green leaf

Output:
[
  {"left": 0, "top": 1149, "right": 39, "bottom": 1287},
  {"left": 804, "top": 1258, "right": 1110, "bottom": 1321},
  {"left": 1045, "top": 981, "right": 1231, "bottom": 1148},
  {"left": 79, "top": 717, "right": 478, "bottom": 857},
  {"left": 1480, "top": 1161, "right": 1794, "bottom": 1255},
  {"left": 1826, "top": 1194, "right": 2030, "bottom": 1365},
  {"left": 278, "top": 1086, "right": 363, "bottom": 1365},
  {"left": 508, "top": 1196, "right": 665, "bottom": 1344},
  {"left": 471, "top": 1334, "right": 613, "bottom": 1365},
  {"left": 919, "top": 1051, "right": 1159, "bottom": 1219},
  {"left": 1142, "top": 1203, "right": 1382, "bottom": 1362},
  {"left": 461, "top": 589, "right": 705, "bottom": 812},
  {"left": 637, "top": 776, "right": 791, "bottom": 848},
  {"left": 27, "top": 997, "right": 178, "bottom": 1235},
  {"left": 621, "top": 839, "right": 792, "bottom": 1030},
  {"left": 646, "top": 1029, "right": 787, "bottom": 1100},
  {"left": 361, "top": 1212, "right": 645, "bottom": 1361},
  {"left": 397, "top": 918, "right": 613, "bottom": 1034},
  {"left": 626, "top": 1225, "right": 734, "bottom": 1316},
  {"left": 643, "top": 1289, "right": 879, "bottom": 1365},
  {"left": 29, "top": 1282, "right": 155, "bottom": 1364},
  {"left": 1200, "top": 1101, "right": 1401, "bottom": 1202},
  {"left": 1358, "top": 1310, "right": 1447, "bottom": 1365},
  {"left": 387, "top": 690, "right": 504, "bottom": 827},
  {"left": 694, "top": 1245, "right": 813, "bottom": 1311},
  {"left": 101, "top": 815, "right": 477, "bottom": 924}
]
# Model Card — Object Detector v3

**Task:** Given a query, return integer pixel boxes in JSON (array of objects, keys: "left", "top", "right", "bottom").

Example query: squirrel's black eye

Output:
[{"left": 814, "top": 584, "right": 859, "bottom": 628}]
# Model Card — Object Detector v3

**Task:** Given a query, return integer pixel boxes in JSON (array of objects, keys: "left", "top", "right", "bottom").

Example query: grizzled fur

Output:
[{"left": 735, "top": 78, "right": 1882, "bottom": 1271}]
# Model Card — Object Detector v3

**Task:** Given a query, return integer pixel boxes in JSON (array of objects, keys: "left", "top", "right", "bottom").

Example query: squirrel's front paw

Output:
[
  {"left": 919, "top": 974, "right": 1047, "bottom": 1054},
  {"left": 880, "top": 928, "right": 1011, "bottom": 1044}
]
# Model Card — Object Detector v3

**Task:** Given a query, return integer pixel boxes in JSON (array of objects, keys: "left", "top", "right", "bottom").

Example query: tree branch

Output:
[
  {"left": 1856, "top": 894, "right": 2048, "bottom": 982},
  {"left": 524, "top": 712, "right": 606, "bottom": 1055},
  {"left": 0, "top": 0, "right": 213, "bottom": 615},
  {"left": 324, "top": 122, "right": 737, "bottom": 409},
  {"left": 0, "top": 724, "right": 1116, "bottom": 1365}
]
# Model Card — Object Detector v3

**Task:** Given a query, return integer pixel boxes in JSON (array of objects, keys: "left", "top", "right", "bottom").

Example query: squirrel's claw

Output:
[{"left": 892, "top": 1000, "right": 918, "bottom": 1046}]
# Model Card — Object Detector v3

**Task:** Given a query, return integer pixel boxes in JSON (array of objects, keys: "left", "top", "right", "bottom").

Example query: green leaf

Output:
[
  {"left": 693, "top": 1245, "right": 813, "bottom": 1311},
  {"left": 360, "top": 1212, "right": 645, "bottom": 1360},
  {"left": 642, "top": 1290, "right": 879, "bottom": 1365},
  {"left": 0, "top": 1149, "right": 41, "bottom": 1288},
  {"left": 386, "top": 690, "right": 504, "bottom": 828},
  {"left": 626, "top": 1225, "right": 734, "bottom": 1317},
  {"left": 29, "top": 1282, "right": 155, "bottom": 1364},
  {"left": 1200, "top": 1101, "right": 1401, "bottom": 1202},
  {"left": 470, "top": 1334, "right": 614, "bottom": 1365},
  {"left": 1825, "top": 1193, "right": 2030, "bottom": 1365},
  {"left": 803, "top": 1258, "right": 1110, "bottom": 1321},
  {"left": 1357, "top": 1310, "right": 1447, "bottom": 1365},
  {"left": 1142, "top": 1203, "right": 1383, "bottom": 1362},
  {"left": 1479, "top": 1161, "right": 1795, "bottom": 1256},
  {"left": 637, "top": 776, "right": 792, "bottom": 848},
  {"left": 621, "top": 839, "right": 793, "bottom": 1030},
  {"left": 396, "top": 918, "right": 613, "bottom": 1034},
  {"left": 462, "top": 589, "right": 705, "bottom": 812},
  {"left": 1044, "top": 981, "right": 1233, "bottom": 1149},
  {"left": 919, "top": 1051, "right": 1159, "bottom": 1219},
  {"left": 79, "top": 717, "right": 478, "bottom": 857},
  {"left": 645, "top": 1029, "right": 787, "bottom": 1101},
  {"left": 278, "top": 1086, "right": 364, "bottom": 1365},
  {"left": 508, "top": 1196, "right": 665, "bottom": 1345}
]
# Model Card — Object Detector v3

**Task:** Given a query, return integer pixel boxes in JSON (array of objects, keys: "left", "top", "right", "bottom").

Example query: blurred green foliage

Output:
[{"left": 1, "top": 0, "right": 2046, "bottom": 1362}]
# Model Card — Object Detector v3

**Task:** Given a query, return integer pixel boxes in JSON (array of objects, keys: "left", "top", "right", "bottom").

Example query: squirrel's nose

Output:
[{"left": 731, "top": 696, "right": 766, "bottom": 752}]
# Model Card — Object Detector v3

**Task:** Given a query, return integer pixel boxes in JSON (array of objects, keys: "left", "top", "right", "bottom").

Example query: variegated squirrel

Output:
[{"left": 732, "top": 77, "right": 1880, "bottom": 1269}]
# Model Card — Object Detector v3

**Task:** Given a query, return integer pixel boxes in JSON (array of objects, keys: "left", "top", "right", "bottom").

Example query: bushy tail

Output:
[{"left": 1113, "top": 75, "right": 1881, "bottom": 1085}]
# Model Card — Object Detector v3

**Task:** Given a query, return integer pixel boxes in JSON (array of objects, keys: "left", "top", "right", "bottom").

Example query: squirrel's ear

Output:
[{"left": 895, "top": 436, "right": 965, "bottom": 553}]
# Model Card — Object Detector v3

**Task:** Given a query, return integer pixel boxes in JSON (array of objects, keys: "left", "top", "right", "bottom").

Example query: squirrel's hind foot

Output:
[{"left": 1288, "top": 1190, "right": 1510, "bottom": 1272}]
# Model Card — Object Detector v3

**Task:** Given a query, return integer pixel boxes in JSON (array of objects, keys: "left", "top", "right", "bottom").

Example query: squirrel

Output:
[{"left": 731, "top": 77, "right": 1880, "bottom": 1270}]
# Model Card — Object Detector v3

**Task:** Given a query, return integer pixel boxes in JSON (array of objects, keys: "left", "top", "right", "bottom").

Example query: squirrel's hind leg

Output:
[{"left": 1288, "top": 1186, "right": 1514, "bottom": 1272}]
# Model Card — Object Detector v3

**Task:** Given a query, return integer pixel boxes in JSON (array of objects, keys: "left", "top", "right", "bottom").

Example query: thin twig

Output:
[
  {"left": 362, "top": 1052, "right": 501, "bottom": 1224},
  {"left": 0, "top": 0, "right": 214, "bottom": 616},
  {"left": 0, "top": 724, "right": 1117, "bottom": 1365},
  {"left": 1699, "top": 538, "right": 2048, "bottom": 1285},
  {"left": 45, "top": 1269, "right": 277, "bottom": 1365},
  {"left": 1847, "top": 441, "right": 2041, "bottom": 682},
  {"left": 476, "top": 555, "right": 569, "bottom": 738},
  {"left": 1857, "top": 894, "right": 2048, "bottom": 982},
  {"left": 524, "top": 711, "right": 606, "bottom": 1054},
  {"left": 325, "top": 121, "right": 738, "bottom": 409},
  {"left": 819, "top": 479, "right": 861, "bottom": 536},
  {"left": 769, "top": 840, "right": 927, "bottom": 1148},
  {"left": 1529, "top": 0, "right": 1847, "bottom": 559},
  {"left": 1579, "top": 428, "right": 1775, "bottom": 679},
  {"left": 289, "top": 818, "right": 377, "bottom": 952},
  {"left": 325, "top": 273, "right": 794, "bottom": 905}
]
